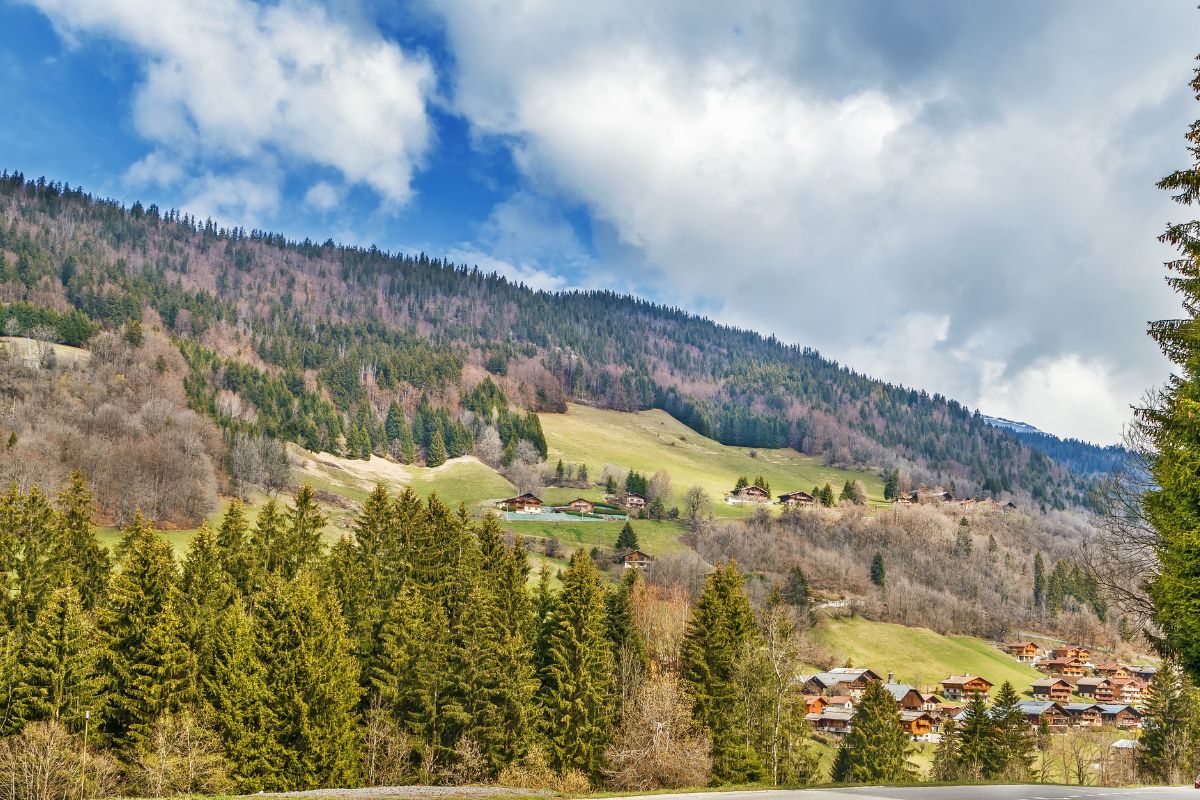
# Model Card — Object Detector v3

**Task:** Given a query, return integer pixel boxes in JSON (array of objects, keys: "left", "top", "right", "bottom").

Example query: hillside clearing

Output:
[
  {"left": 538, "top": 404, "right": 884, "bottom": 517},
  {"left": 0, "top": 335, "right": 91, "bottom": 366}
]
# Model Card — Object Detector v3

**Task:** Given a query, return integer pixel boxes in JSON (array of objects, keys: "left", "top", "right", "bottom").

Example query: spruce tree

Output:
[
  {"left": 1137, "top": 661, "right": 1197, "bottom": 784},
  {"left": 124, "top": 600, "right": 195, "bottom": 744},
  {"left": 56, "top": 472, "right": 110, "bottom": 611},
  {"left": 1033, "top": 552, "right": 1045, "bottom": 609},
  {"left": 216, "top": 499, "right": 255, "bottom": 594},
  {"left": 205, "top": 599, "right": 282, "bottom": 791},
  {"left": 781, "top": 565, "right": 811, "bottom": 616},
  {"left": 426, "top": 429, "right": 447, "bottom": 467},
  {"left": 990, "top": 681, "right": 1034, "bottom": 780},
  {"left": 15, "top": 583, "right": 104, "bottom": 733},
  {"left": 539, "top": 551, "right": 613, "bottom": 776},
  {"left": 1141, "top": 55, "right": 1200, "bottom": 678},
  {"left": 870, "top": 552, "right": 886, "bottom": 589},
  {"left": 2, "top": 485, "right": 65, "bottom": 626},
  {"left": 682, "top": 561, "right": 763, "bottom": 783},
  {"left": 955, "top": 692, "right": 1000, "bottom": 780},
  {"left": 832, "top": 681, "right": 913, "bottom": 784},
  {"left": 278, "top": 486, "right": 327, "bottom": 579},
  {"left": 249, "top": 498, "right": 286, "bottom": 579},
  {"left": 614, "top": 521, "right": 639, "bottom": 551},
  {"left": 180, "top": 524, "right": 235, "bottom": 696},
  {"left": 932, "top": 718, "right": 961, "bottom": 782}
]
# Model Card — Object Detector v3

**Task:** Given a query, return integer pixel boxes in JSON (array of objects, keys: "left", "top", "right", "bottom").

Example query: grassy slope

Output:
[
  {"left": 814, "top": 616, "right": 1045, "bottom": 698},
  {"left": 539, "top": 404, "right": 884, "bottom": 518}
]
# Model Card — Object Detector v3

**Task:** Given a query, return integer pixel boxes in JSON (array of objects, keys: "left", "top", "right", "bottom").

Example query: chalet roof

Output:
[
  {"left": 1064, "top": 703, "right": 1101, "bottom": 713},
  {"left": 778, "top": 490, "right": 814, "bottom": 500},
  {"left": 900, "top": 710, "right": 933, "bottom": 722},
  {"left": 1097, "top": 704, "right": 1141, "bottom": 717},
  {"left": 1006, "top": 641, "right": 1040, "bottom": 649},
  {"left": 1039, "top": 656, "right": 1086, "bottom": 667},
  {"left": 1031, "top": 678, "right": 1071, "bottom": 689},
  {"left": 1074, "top": 677, "right": 1107, "bottom": 688},
  {"left": 1017, "top": 700, "right": 1063, "bottom": 715},
  {"left": 826, "top": 695, "right": 854, "bottom": 706},
  {"left": 625, "top": 492, "right": 646, "bottom": 500},
  {"left": 568, "top": 497, "right": 594, "bottom": 505},
  {"left": 610, "top": 548, "right": 654, "bottom": 564},
  {"left": 500, "top": 492, "right": 543, "bottom": 504},
  {"left": 806, "top": 710, "right": 854, "bottom": 723},
  {"left": 734, "top": 484, "right": 769, "bottom": 494},
  {"left": 883, "top": 683, "right": 922, "bottom": 703},
  {"left": 942, "top": 675, "right": 992, "bottom": 688}
]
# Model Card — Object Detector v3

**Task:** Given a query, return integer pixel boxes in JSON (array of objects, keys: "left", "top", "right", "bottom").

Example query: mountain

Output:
[
  {"left": 982, "top": 415, "right": 1127, "bottom": 478},
  {"left": 0, "top": 171, "right": 1088, "bottom": 508}
]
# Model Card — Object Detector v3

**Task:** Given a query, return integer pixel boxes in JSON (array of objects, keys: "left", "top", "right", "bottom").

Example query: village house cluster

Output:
[{"left": 803, "top": 653, "right": 1148, "bottom": 742}]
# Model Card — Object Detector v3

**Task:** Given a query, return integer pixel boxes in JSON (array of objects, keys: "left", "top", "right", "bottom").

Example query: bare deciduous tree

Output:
[
  {"left": 0, "top": 721, "right": 119, "bottom": 800},
  {"left": 682, "top": 485, "right": 712, "bottom": 531},
  {"left": 603, "top": 673, "right": 711, "bottom": 790},
  {"left": 129, "top": 711, "right": 231, "bottom": 797}
]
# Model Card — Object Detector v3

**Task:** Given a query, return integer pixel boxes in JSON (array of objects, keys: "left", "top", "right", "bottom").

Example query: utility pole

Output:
[{"left": 79, "top": 710, "right": 90, "bottom": 800}]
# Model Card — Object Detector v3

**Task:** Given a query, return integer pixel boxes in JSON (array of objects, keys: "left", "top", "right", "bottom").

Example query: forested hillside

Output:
[{"left": 0, "top": 171, "right": 1084, "bottom": 507}]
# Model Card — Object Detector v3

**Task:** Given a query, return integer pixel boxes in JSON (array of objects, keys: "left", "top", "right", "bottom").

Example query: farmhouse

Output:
[
  {"left": 1016, "top": 701, "right": 1068, "bottom": 731},
  {"left": 1109, "top": 677, "right": 1145, "bottom": 704},
  {"left": 883, "top": 683, "right": 926, "bottom": 711},
  {"left": 1097, "top": 704, "right": 1142, "bottom": 729},
  {"left": 803, "top": 668, "right": 882, "bottom": 698},
  {"left": 500, "top": 492, "right": 543, "bottom": 512},
  {"left": 1074, "top": 677, "right": 1107, "bottom": 699},
  {"left": 1037, "top": 657, "right": 1088, "bottom": 677},
  {"left": 567, "top": 498, "right": 595, "bottom": 513},
  {"left": 1031, "top": 677, "right": 1073, "bottom": 702},
  {"left": 623, "top": 492, "right": 647, "bottom": 509},
  {"left": 612, "top": 549, "right": 655, "bottom": 570},
  {"left": 900, "top": 711, "right": 936, "bottom": 740},
  {"left": 1064, "top": 703, "right": 1103, "bottom": 727},
  {"left": 1005, "top": 641, "right": 1042, "bottom": 662},
  {"left": 778, "top": 490, "right": 815, "bottom": 507},
  {"left": 940, "top": 675, "right": 993, "bottom": 700},
  {"left": 731, "top": 484, "right": 770, "bottom": 501},
  {"left": 910, "top": 487, "right": 953, "bottom": 503},
  {"left": 806, "top": 709, "right": 853, "bottom": 735},
  {"left": 1093, "top": 661, "right": 1132, "bottom": 679}
]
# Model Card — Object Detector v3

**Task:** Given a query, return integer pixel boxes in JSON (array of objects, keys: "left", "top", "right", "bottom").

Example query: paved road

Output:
[{"left": 614, "top": 787, "right": 1200, "bottom": 800}]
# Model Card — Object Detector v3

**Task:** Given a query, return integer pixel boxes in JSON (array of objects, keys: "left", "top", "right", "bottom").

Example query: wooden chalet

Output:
[
  {"left": 1031, "top": 677, "right": 1073, "bottom": 702},
  {"left": 825, "top": 695, "right": 854, "bottom": 710},
  {"left": 501, "top": 492, "right": 543, "bottom": 512},
  {"left": 1005, "top": 641, "right": 1042, "bottom": 662},
  {"left": 1092, "top": 661, "right": 1132, "bottom": 679},
  {"left": 612, "top": 549, "right": 655, "bottom": 570},
  {"left": 803, "top": 695, "right": 827, "bottom": 715},
  {"left": 1130, "top": 665, "right": 1158, "bottom": 682},
  {"left": 1073, "top": 677, "right": 1107, "bottom": 699},
  {"left": 1064, "top": 703, "right": 1103, "bottom": 727},
  {"left": 1097, "top": 704, "right": 1143, "bottom": 729},
  {"left": 940, "top": 675, "right": 993, "bottom": 700},
  {"left": 883, "top": 683, "right": 926, "bottom": 711},
  {"left": 623, "top": 492, "right": 647, "bottom": 509},
  {"left": 803, "top": 668, "right": 882, "bottom": 698},
  {"left": 900, "top": 711, "right": 935, "bottom": 739},
  {"left": 806, "top": 709, "right": 853, "bottom": 735},
  {"left": 567, "top": 498, "right": 595, "bottom": 513},
  {"left": 778, "top": 490, "right": 815, "bottom": 507},
  {"left": 731, "top": 484, "right": 770, "bottom": 501},
  {"left": 1037, "top": 657, "right": 1088, "bottom": 677},
  {"left": 1017, "top": 701, "right": 1068, "bottom": 731},
  {"left": 1110, "top": 677, "right": 1145, "bottom": 704},
  {"left": 910, "top": 487, "right": 953, "bottom": 503},
  {"left": 1051, "top": 645, "right": 1092, "bottom": 661}
]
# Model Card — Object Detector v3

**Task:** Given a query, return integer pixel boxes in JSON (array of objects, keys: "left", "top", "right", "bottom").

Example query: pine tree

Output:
[
  {"left": 1033, "top": 552, "right": 1045, "bottom": 609},
  {"left": 614, "top": 521, "right": 639, "bottom": 551},
  {"left": 99, "top": 512, "right": 181, "bottom": 745},
  {"left": 955, "top": 692, "right": 1000, "bottom": 780},
  {"left": 832, "top": 681, "right": 913, "bottom": 783},
  {"left": 990, "top": 681, "right": 1034, "bottom": 780},
  {"left": 883, "top": 469, "right": 899, "bottom": 501},
  {"left": 56, "top": 472, "right": 110, "bottom": 611},
  {"left": 1137, "top": 661, "right": 1197, "bottom": 784},
  {"left": 870, "top": 552, "right": 886, "bottom": 589},
  {"left": 1145, "top": 56, "right": 1200, "bottom": 680},
  {"left": 205, "top": 599, "right": 282, "bottom": 791},
  {"left": 15, "top": 583, "right": 104, "bottom": 734},
  {"left": 2, "top": 485, "right": 65, "bottom": 626},
  {"left": 781, "top": 565, "right": 811, "bottom": 617},
  {"left": 180, "top": 524, "right": 235, "bottom": 696},
  {"left": 278, "top": 486, "right": 327, "bottom": 579},
  {"left": 682, "top": 561, "right": 763, "bottom": 783},
  {"left": 256, "top": 575, "right": 362, "bottom": 789},
  {"left": 539, "top": 551, "right": 613, "bottom": 776},
  {"left": 932, "top": 718, "right": 960, "bottom": 781},
  {"left": 839, "top": 480, "right": 854, "bottom": 504},
  {"left": 427, "top": 429, "right": 447, "bottom": 467},
  {"left": 216, "top": 499, "right": 255, "bottom": 594},
  {"left": 819, "top": 484, "right": 835, "bottom": 507},
  {"left": 124, "top": 601, "right": 195, "bottom": 744},
  {"left": 248, "top": 498, "right": 285, "bottom": 579}
]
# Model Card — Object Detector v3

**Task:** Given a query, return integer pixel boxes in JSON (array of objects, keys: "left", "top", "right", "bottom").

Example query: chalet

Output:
[
  {"left": 803, "top": 668, "right": 882, "bottom": 698},
  {"left": 1063, "top": 703, "right": 1103, "bottom": 728},
  {"left": 1130, "top": 665, "right": 1158, "bottom": 682},
  {"left": 501, "top": 492, "right": 543, "bottom": 513},
  {"left": 941, "top": 675, "right": 993, "bottom": 701},
  {"left": 567, "top": 498, "right": 595, "bottom": 513},
  {"left": 825, "top": 695, "right": 855, "bottom": 711},
  {"left": 1051, "top": 646, "right": 1092, "bottom": 661},
  {"left": 1016, "top": 700, "right": 1068, "bottom": 731},
  {"left": 1031, "top": 677, "right": 1073, "bottom": 702},
  {"left": 611, "top": 549, "right": 655, "bottom": 570},
  {"left": 910, "top": 487, "right": 953, "bottom": 503},
  {"left": 900, "top": 711, "right": 936, "bottom": 740},
  {"left": 806, "top": 709, "right": 853, "bottom": 735},
  {"left": 778, "top": 490, "right": 815, "bottom": 507},
  {"left": 923, "top": 694, "right": 946, "bottom": 713},
  {"left": 1005, "top": 641, "right": 1042, "bottom": 662},
  {"left": 1092, "top": 661, "right": 1132, "bottom": 679},
  {"left": 883, "top": 683, "right": 926, "bottom": 711},
  {"left": 1074, "top": 677, "right": 1107, "bottom": 699},
  {"left": 803, "top": 695, "right": 827, "bottom": 715},
  {"left": 731, "top": 484, "right": 770, "bottom": 502},
  {"left": 1110, "top": 677, "right": 1145, "bottom": 704},
  {"left": 1037, "top": 657, "right": 1088, "bottom": 677},
  {"left": 623, "top": 492, "right": 647, "bottom": 510},
  {"left": 1097, "top": 704, "right": 1143, "bottom": 729}
]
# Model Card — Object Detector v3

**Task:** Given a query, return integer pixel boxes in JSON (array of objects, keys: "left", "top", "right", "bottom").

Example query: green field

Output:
[
  {"left": 814, "top": 616, "right": 1045, "bottom": 697},
  {"left": 538, "top": 404, "right": 884, "bottom": 518}
]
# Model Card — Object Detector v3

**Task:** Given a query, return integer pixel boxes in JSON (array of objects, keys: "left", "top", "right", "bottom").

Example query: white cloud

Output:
[
  {"left": 27, "top": 0, "right": 435, "bottom": 205},
  {"left": 303, "top": 181, "right": 342, "bottom": 212},
  {"left": 436, "top": 0, "right": 1191, "bottom": 443},
  {"left": 443, "top": 248, "right": 568, "bottom": 293}
]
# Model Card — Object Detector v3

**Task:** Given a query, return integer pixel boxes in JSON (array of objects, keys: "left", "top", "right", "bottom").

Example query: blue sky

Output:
[{"left": 2, "top": 0, "right": 1197, "bottom": 444}]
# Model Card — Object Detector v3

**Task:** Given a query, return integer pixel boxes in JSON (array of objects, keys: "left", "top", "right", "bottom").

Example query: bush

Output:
[
  {"left": 0, "top": 721, "right": 120, "bottom": 800},
  {"left": 496, "top": 745, "right": 591, "bottom": 793}
]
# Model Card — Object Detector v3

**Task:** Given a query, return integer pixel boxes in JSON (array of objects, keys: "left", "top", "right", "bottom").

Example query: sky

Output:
[{"left": 1, "top": 0, "right": 1196, "bottom": 445}]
